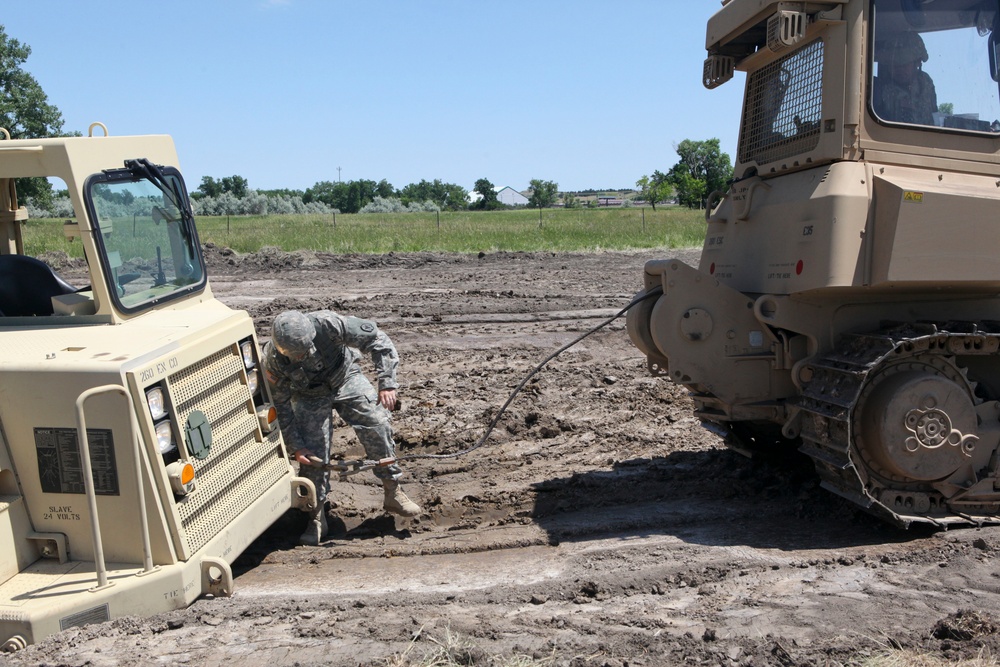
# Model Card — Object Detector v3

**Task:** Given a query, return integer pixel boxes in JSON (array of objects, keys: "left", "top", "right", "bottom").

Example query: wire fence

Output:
[{"left": 193, "top": 206, "right": 705, "bottom": 254}]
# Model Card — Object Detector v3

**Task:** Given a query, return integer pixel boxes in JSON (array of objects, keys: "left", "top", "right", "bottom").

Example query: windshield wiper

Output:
[{"left": 123, "top": 158, "right": 194, "bottom": 227}]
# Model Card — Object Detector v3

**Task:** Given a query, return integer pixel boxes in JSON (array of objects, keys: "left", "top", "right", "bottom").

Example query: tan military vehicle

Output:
[
  {"left": 0, "top": 125, "right": 315, "bottom": 651},
  {"left": 628, "top": 0, "right": 1000, "bottom": 527}
]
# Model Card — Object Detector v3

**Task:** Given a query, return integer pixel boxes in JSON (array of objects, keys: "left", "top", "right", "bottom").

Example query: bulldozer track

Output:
[{"left": 794, "top": 321, "right": 1000, "bottom": 528}]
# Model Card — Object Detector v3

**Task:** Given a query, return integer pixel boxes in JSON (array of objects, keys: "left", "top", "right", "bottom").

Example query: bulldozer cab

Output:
[
  {"left": 0, "top": 128, "right": 209, "bottom": 322},
  {"left": 705, "top": 0, "right": 1000, "bottom": 180}
]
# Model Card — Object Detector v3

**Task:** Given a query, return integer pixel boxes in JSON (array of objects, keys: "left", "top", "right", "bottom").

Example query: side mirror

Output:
[{"left": 990, "top": 30, "right": 1000, "bottom": 82}]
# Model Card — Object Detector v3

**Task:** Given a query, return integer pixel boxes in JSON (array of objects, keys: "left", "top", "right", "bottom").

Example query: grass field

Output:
[{"left": 23, "top": 206, "right": 706, "bottom": 257}]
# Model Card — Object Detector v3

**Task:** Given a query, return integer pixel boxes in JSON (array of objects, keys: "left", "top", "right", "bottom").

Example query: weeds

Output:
[
  {"left": 860, "top": 647, "right": 997, "bottom": 666},
  {"left": 383, "top": 625, "right": 555, "bottom": 667},
  {"left": 858, "top": 626, "right": 999, "bottom": 667}
]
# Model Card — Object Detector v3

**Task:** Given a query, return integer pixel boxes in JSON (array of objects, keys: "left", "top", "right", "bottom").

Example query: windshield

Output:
[
  {"left": 84, "top": 164, "right": 205, "bottom": 313},
  {"left": 870, "top": 0, "right": 1000, "bottom": 132}
]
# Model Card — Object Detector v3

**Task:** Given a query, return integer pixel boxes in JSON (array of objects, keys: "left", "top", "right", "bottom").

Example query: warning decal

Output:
[{"left": 35, "top": 427, "right": 120, "bottom": 495}]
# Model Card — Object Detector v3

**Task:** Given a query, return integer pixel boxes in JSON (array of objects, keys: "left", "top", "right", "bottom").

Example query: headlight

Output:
[
  {"left": 247, "top": 368, "right": 259, "bottom": 395},
  {"left": 240, "top": 341, "right": 255, "bottom": 369},
  {"left": 146, "top": 386, "right": 167, "bottom": 420},
  {"left": 154, "top": 419, "right": 175, "bottom": 454}
]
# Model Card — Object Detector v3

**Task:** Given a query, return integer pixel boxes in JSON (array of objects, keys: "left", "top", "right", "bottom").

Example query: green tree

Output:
[
  {"left": 221, "top": 175, "right": 249, "bottom": 198},
  {"left": 472, "top": 178, "right": 500, "bottom": 210},
  {"left": 636, "top": 170, "right": 673, "bottom": 211},
  {"left": 198, "top": 175, "right": 249, "bottom": 199},
  {"left": 400, "top": 179, "right": 468, "bottom": 211},
  {"left": 667, "top": 138, "right": 733, "bottom": 208},
  {"left": 0, "top": 26, "right": 65, "bottom": 140},
  {"left": 303, "top": 178, "right": 394, "bottom": 213},
  {"left": 304, "top": 180, "right": 344, "bottom": 209},
  {"left": 670, "top": 167, "right": 707, "bottom": 211},
  {"left": 0, "top": 25, "right": 70, "bottom": 209},
  {"left": 527, "top": 179, "right": 559, "bottom": 208}
]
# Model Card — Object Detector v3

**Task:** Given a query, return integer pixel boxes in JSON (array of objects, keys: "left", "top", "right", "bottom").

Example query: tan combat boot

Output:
[
  {"left": 382, "top": 480, "right": 421, "bottom": 517},
  {"left": 299, "top": 506, "right": 328, "bottom": 546}
]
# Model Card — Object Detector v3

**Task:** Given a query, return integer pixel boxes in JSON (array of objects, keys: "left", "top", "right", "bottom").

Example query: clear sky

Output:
[{"left": 3, "top": 1, "right": 744, "bottom": 194}]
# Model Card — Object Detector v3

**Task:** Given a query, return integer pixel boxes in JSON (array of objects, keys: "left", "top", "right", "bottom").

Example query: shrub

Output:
[{"left": 359, "top": 196, "right": 439, "bottom": 213}]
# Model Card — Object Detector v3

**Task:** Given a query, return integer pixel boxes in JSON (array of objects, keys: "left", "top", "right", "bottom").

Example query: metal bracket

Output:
[
  {"left": 27, "top": 532, "right": 68, "bottom": 563},
  {"left": 201, "top": 556, "right": 233, "bottom": 598}
]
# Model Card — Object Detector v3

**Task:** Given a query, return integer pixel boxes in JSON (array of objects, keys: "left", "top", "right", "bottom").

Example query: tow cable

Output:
[{"left": 306, "top": 286, "right": 664, "bottom": 479}]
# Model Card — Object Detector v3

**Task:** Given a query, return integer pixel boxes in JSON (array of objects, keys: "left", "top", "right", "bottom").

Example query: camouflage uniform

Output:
[
  {"left": 262, "top": 310, "right": 402, "bottom": 509},
  {"left": 873, "top": 31, "right": 937, "bottom": 126},
  {"left": 873, "top": 69, "right": 937, "bottom": 125}
]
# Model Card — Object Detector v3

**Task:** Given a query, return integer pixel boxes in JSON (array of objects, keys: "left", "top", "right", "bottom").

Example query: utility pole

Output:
[{"left": 337, "top": 166, "right": 342, "bottom": 183}]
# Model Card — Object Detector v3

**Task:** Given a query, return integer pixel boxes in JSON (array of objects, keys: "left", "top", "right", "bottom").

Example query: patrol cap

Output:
[
  {"left": 877, "top": 31, "right": 928, "bottom": 65},
  {"left": 271, "top": 310, "right": 316, "bottom": 360}
]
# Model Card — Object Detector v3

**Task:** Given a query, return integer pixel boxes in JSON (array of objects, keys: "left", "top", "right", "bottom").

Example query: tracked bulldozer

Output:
[
  {"left": 0, "top": 125, "right": 315, "bottom": 651},
  {"left": 628, "top": 0, "right": 1000, "bottom": 527}
]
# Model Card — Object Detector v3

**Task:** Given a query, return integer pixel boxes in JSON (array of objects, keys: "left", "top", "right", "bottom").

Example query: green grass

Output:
[
  {"left": 21, "top": 207, "right": 705, "bottom": 257},
  {"left": 197, "top": 207, "right": 705, "bottom": 254}
]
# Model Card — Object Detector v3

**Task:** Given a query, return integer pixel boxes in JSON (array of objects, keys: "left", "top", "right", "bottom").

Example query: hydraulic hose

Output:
[{"left": 395, "top": 285, "right": 664, "bottom": 463}]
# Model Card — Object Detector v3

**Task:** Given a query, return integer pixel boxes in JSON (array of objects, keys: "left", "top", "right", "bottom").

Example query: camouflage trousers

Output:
[{"left": 289, "top": 367, "right": 401, "bottom": 507}]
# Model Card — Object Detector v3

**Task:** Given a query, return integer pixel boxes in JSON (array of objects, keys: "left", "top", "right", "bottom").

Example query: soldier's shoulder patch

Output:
[{"left": 360, "top": 322, "right": 375, "bottom": 333}]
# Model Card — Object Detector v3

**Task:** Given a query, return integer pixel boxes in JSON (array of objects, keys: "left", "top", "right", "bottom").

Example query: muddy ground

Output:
[{"left": 7, "top": 246, "right": 1000, "bottom": 667}]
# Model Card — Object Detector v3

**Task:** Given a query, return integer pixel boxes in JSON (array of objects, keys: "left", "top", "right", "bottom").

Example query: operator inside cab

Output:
[{"left": 872, "top": 30, "right": 937, "bottom": 126}]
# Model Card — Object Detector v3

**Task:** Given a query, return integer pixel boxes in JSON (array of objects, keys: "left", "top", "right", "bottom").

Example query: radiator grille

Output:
[
  {"left": 168, "top": 345, "right": 287, "bottom": 556},
  {"left": 738, "top": 38, "right": 824, "bottom": 166}
]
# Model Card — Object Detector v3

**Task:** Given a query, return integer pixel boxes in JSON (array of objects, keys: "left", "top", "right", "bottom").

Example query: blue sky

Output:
[{"left": 4, "top": 1, "right": 744, "bottom": 194}]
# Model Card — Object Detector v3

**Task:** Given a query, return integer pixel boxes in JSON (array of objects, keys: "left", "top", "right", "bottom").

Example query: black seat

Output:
[{"left": 0, "top": 254, "right": 79, "bottom": 316}]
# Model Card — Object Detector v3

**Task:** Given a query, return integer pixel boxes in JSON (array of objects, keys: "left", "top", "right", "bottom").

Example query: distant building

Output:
[
  {"left": 496, "top": 186, "right": 529, "bottom": 206},
  {"left": 466, "top": 186, "right": 531, "bottom": 207}
]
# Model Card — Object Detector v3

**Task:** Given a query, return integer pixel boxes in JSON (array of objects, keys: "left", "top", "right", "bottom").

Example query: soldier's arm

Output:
[
  {"left": 317, "top": 311, "right": 400, "bottom": 391},
  {"left": 262, "top": 345, "right": 302, "bottom": 452}
]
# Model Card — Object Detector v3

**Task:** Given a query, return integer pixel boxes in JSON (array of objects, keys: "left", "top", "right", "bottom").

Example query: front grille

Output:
[
  {"left": 739, "top": 38, "right": 824, "bottom": 166},
  {"left": 167, "top": 345, "right": 287, "bottom": 557}
]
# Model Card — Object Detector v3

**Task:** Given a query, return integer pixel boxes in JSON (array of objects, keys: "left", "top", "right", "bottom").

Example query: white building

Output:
[
  {"left": 496, "top": 186, "right": 530, "bottom": 206},
  {"left": 467, "top": 185, "right": 531, "bottom": 207}
]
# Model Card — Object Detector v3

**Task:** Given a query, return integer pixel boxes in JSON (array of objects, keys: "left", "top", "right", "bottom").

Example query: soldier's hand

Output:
[
  {"left": 378, "top": 389, "right": 398, "bottom": 411},
  {"left": 292, "top": 448, "right": 316, "bottom": 465}
]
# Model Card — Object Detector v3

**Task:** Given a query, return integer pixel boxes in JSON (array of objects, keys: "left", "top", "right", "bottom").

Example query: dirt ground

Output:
[{"left": 7, "top": 246, "right": 1000, "bottom": 667}]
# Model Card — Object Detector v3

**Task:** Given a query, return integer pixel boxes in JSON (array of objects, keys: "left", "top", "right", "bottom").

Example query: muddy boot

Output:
[
  {"left": 382, "top": 480, "right": 421, "bottom": 517},
  {"left": 299, "top": 506, "right": 328, "bottom": 546}
]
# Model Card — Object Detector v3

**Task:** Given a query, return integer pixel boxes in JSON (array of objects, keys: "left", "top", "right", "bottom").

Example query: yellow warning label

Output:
[{"left": 903, "top": 191, "right": 924, "bottom": 203}]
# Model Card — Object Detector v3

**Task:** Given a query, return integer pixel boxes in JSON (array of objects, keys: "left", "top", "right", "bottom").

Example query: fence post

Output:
[
  {"left": 333, "top": 212, "right": 337, "bottom": 229},
  {"left": 437, "top": 210, "right": 440, "bottom": 230},
  {"left": 538, "top": 207, "right": 543, "bottom": 230},
  {"left": 227, "top": 215, "right": 230, "bottom": 234},
  {"left": 642, "top": 207, "right": 646, "bottom": 233}
]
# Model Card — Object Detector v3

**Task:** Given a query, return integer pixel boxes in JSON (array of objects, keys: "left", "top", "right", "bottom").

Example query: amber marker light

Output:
[
  {"left": 257, "top": 404, "right": 278, "bottom": 433},
  {"left": 166, "top": 460, "right": 196, "bottom": 495}
]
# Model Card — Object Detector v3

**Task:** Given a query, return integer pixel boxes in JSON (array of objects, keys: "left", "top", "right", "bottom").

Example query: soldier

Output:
[
  {"left": 263, "top": 309, "right": 421, "bottom": 545},
  {"left": 873, "top": 30, "right": 937, "bottom": 125}
]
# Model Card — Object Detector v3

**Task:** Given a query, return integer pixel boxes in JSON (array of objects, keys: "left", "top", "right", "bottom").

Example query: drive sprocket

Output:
[{"left": 795, "top": 322, "right": 1000, "bottom": 527}]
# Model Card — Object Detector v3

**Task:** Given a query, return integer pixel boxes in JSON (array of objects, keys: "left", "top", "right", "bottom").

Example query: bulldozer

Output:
[
  {"left": 628, "top": 0, "right": 1000, "bottom": 527},
  {"left": 0, "top": 125, "right": 315, "bottom": 651}
]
